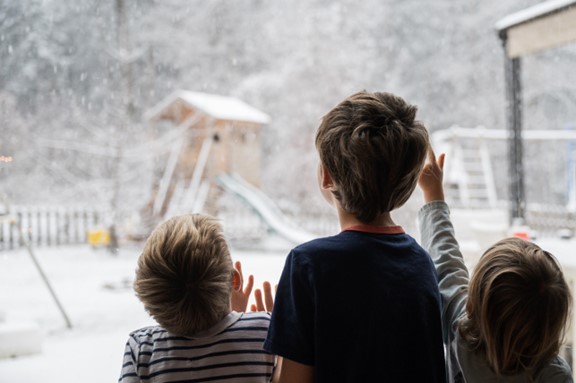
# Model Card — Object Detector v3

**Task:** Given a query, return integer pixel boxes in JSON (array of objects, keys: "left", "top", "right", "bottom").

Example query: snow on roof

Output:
[
  {"left": 495, "top": 0, "right": 576, "bottom": 32},
  {"left": 146, "top": 90, "right": 271, "bottom": 124}
]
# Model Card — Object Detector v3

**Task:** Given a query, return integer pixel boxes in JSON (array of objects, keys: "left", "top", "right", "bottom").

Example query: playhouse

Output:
[
  {"left": 144, "top": 90, "right": 270, "bottom": 220},
  {"left": 142, "top": 90, "right": 314, "bottom": 244}
]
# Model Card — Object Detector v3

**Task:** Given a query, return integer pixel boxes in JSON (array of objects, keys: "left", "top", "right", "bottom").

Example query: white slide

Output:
[{"left": 217, "top": 173, "right": 315, "bottom": 245}]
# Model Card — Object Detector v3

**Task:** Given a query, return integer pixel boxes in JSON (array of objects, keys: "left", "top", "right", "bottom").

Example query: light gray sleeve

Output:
[{"left": 417, "top": 200, "right": 469, "bottom": 342}]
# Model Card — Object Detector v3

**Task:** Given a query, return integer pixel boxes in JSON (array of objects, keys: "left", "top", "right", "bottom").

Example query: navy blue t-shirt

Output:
[{"left": 264, "top": 226, "right": 446, "bottom": 382}]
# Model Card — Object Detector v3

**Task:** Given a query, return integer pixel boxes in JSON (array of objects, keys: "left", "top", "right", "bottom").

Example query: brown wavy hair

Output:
[
  {"left": 134, "top": 214, "right": 232, "bottom": 336},
  {"left": 315, "top": 91, "right": 429, "bottom": 223},
  {"left": 459, "top": 237, "right": 571, "bottom": 376}
]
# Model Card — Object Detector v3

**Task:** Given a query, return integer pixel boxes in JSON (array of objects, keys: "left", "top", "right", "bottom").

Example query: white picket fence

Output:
[{"left": 0, "top": 206, "right": 104, "bottom": 251}]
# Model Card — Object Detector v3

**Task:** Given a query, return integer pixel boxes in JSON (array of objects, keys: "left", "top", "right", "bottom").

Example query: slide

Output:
[{"left": 217, "top": 173, "right": 315, "bottom": 245}]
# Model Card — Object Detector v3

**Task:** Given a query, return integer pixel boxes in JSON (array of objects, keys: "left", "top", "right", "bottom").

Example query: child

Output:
[
  {"left": 418, "top": 149, "right": 573, "bottom": 382},
  {"left": 264, "top": 91, "right": 446, "bottom": 382},
  {"left": 118, "top": 213, "right": 279, "bottom": 383}
]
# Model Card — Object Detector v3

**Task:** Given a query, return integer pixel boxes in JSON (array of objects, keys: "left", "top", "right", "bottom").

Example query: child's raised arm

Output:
[{"left": 417, "top": 150, "right": 469, "bottom": 341}]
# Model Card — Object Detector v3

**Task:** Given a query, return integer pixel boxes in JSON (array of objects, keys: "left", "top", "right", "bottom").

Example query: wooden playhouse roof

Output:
[{"left": 145, "top": 90, "right": 271, "bottom": 125}]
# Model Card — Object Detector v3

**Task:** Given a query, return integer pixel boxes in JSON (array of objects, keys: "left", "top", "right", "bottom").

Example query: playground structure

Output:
[
  {"left": 217, "top": 173, "right": 315, "bottom": 244},
  {"left": 433, "top": 125, "right": 576, "bottom": 214},
  {"left": 143, "top": 90, "right": 315, "bottom": 244},
  {"left": 431, "top": 125, "right": 576, "bottom": 259}
]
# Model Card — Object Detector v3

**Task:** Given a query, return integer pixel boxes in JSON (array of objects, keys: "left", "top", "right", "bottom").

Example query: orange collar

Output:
[{"left": 343, "top": 224, "right": 405, "bottom": 234}]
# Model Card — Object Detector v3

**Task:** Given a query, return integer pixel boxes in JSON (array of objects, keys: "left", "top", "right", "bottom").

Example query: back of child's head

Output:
[
  {"left": 134, "top": 214, "right": 233, "bottom": 336},
  {"left": 315, "top": 90, "right": 429, "bottom": 223},
  {"left": 460, "top": 237, "right": 571, "bottom": 376}
]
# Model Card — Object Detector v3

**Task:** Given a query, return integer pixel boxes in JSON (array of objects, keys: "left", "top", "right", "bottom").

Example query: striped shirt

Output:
[{"left": 119, "top": 311, "right": 276, "bottom": 383}]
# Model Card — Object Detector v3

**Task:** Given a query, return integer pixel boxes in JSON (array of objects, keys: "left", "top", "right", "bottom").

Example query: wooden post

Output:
[
  {"left": 502, "top": 38, "right": 525, "bottom": 224},
  {"left": 15, "top": 220, "right": 73, "bottom": 329}
]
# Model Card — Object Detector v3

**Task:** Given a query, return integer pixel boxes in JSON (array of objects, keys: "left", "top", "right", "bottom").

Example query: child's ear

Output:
[
  {"left": 232, "top": 268, "right": 242, "bottom": 291},
  {"left": 320, "top": 163, "right": 335, "bottom": 190}
]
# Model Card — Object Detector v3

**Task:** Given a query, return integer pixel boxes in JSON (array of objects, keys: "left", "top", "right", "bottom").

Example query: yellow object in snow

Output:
[{"left": 88, "top": 229, "right": 111, "bottom": 247}]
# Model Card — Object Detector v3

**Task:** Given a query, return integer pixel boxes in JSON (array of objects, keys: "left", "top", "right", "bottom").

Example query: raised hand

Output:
[
  {"left": 230, "top": 261, "right": 255, "bottom": 312},
  {"left": 418, "top": 147, "right": 445, "bottom": 203}
]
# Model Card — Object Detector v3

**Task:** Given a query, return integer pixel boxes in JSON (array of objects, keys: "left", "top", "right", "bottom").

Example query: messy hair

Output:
[
  {"left": 315, "top": 91, "right": 429, "bottom": 223},
  {"left": 134, "top": 214, "right": 232, "bottom": 336},
  {"left": 459, "top": 237, "right": 571, "bottom": 376}
]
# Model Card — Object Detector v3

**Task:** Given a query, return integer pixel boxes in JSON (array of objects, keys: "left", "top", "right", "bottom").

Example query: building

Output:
[{"left": 144, "top": 90, "right": 270, "bottom": 219}]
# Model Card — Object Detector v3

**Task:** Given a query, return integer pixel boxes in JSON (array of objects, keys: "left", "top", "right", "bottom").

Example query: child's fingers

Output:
[
  {"left": 437, "top": 153, "right": 446, "bottom": 170},
  {"left": 250, "top": 304, "right": 257, "bottom": 312},
  {"left": 253, "top": 288, "right": 265, "bottom": 312},
  {"left": 244, "top": 274, "right": 254, "bottom": 296},
  {"left": 427, "top": 146, "right": 437, "bottom": 164},
  {"left": 234, "top": 261, "right": 244, "bottom": 287},
  {"left": 234, "top": 261, "right": 242, "bottom": 275}
]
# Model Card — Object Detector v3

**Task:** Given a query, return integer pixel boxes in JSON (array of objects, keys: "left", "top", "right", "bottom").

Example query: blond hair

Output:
[
  {"left": 459, "top": 237, "right": 571, "bottom": 376},
  {"left": 134, "top": 214, "right": 232, "bottom": 336},
  {"left": 315, "top": 91, "right": 429, "bottom": 223}
]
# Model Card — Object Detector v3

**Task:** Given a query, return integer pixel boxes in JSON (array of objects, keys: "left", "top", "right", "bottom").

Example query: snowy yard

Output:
[{"left": 0, "top": 243, "right": 288, "bottom": 383}]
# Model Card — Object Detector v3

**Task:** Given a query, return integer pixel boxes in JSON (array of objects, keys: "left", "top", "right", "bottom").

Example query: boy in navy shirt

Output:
[{"left": 264, "top": 91, "right": 446, "bottom": 382}]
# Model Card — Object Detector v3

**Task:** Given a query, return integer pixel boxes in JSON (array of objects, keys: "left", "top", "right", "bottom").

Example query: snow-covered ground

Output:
[{"left": 0, "top": 243, "right": 289, "bottom": 383}]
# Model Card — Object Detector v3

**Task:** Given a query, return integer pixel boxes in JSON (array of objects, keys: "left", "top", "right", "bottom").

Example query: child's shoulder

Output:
[
  {"left": 290, "top": 234, "right": 345, "bottom": 257},
  {"left": 293, "top": 229, "right": 416, "bottom": 253},
  {"left": 224, "top": 312, "right": 272, "bottom": 334},
  {"left": 293, "top": 230, "right": 367, "bottom": 248},
  {"left": 127, "top": 325, "right": 170, "bottom": 344},
  {"left": 288, "top": 230, "right": 428, "bottom": 274},
  {"left": 236, "top": 311, "right": 271, "bottom": 322}
]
